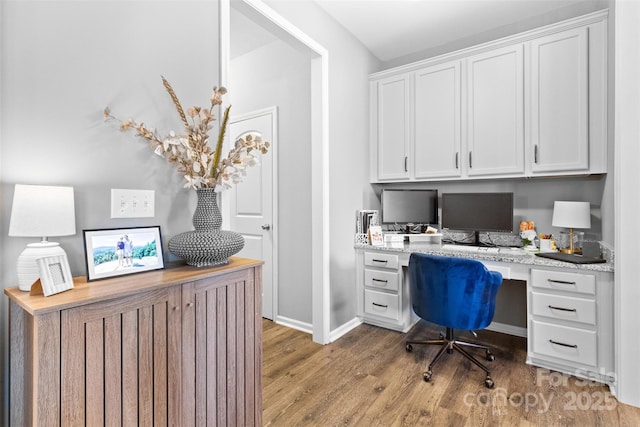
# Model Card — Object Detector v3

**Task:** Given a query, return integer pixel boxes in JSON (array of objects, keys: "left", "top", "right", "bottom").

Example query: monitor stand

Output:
[
  {"left": 405, "top": 224, "right": 425, "bottom": 234},
  {"left": 473, "top": 230, "right": 480, "bottom": 246},
  {"left": 452, "top": 230, "right": 481, "bottom": 246}
]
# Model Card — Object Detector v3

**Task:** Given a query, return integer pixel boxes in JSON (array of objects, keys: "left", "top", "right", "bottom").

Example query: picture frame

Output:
[
  {"left": 368, "top": 225, "right": 384, "bottom": 246},
  {"left": 83, "top": 226, "right": 165, "bottom": 281},
  {"left": 35, "top": 254, "right": 74, "bottom": 297}
]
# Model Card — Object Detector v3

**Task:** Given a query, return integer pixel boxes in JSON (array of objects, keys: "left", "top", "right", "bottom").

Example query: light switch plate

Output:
[{"left": 111, "top": 189, "right": 155, "bottom": 218}]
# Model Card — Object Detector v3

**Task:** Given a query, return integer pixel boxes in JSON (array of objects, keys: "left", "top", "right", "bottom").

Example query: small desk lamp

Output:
[
  {"left": 552, "top": 201, "right": 591, "bottom": 254},
  {"left": 8, "top": 184, "right": 76, "bottom": 291}
]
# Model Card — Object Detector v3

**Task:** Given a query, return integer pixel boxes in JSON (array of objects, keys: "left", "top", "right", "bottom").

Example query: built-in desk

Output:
[{"left": 355, "top": 242, "right": 616, "bottom": 393}]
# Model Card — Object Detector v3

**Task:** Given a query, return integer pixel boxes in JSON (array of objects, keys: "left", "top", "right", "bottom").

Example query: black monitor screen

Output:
[
  {"left": 442, "top": 192, "right": 513, "bottom": 233},
  {"left": 381, "top": 189, "right": 438, "bottom": 225}
]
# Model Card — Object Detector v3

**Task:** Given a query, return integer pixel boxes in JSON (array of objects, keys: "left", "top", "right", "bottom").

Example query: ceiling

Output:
[
  {"left": 231, "top": 0, "right": 607, "bottom": 63},
  {"left": 314, "top": 0, "right": 603, "bottom": 62}
]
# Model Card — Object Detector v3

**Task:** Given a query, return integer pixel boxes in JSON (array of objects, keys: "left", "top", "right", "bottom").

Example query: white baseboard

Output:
[
  {"left": 273, "top": 316, "right": 363, "bottom": 344},
  {"left": 487, "top": 321, "right": 527, "bottom": 338},
  {"left": 329, "top": 317, "right": 362, "bottom": 343},
  {"left": 274, "top": 315, "right": 313, "bottom": 335}
]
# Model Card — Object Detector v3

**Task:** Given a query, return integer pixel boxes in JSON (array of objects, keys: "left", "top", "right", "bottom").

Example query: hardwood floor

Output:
[{"left": 262, "top": 319, "right": 640, "bottom": 426}]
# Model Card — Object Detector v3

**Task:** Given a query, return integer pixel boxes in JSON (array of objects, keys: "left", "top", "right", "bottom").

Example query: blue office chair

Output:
[{"left": 405, "top": 253, "right": 503, "bottom": 388}]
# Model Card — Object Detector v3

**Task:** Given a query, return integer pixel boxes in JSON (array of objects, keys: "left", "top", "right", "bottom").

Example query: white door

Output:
[{"left": 229, "top": 107, "right": 277, "bottom": 320}]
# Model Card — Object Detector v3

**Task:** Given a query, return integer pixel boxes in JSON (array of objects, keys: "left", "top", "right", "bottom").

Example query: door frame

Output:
[
  {"left": 228, "top": 106, "right": 279, "bottom": 321},
  {"left": 220, "top": 0, "right": 331, "bottom": 343}
]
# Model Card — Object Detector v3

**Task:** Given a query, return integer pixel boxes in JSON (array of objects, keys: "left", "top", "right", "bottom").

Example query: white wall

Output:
[
  {"left": 614, "top": 0, "right": 640, "bottom": 408},
  {"left": 0, "top": 0, "right": 220, "bottom": 421},
  {"left": 262, "top": 0, "right": 381, "bottom": 329},
  {"left": 230, "top": 39, "right": 313, "bottom": 323}
]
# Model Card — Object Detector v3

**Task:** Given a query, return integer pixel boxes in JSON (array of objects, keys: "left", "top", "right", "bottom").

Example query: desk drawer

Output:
[
  {"left": 364, "top": 268, "right": 399, "bottom": 291},
  {"left": 364, "top": 289, "right": 400, "bottom": 321},
  {"left": 531, "top": 292, "right": 596, "bottom": 325},
  {"left": 531, "top": 269, "right": 595, "bottom": 295},
  {"left": 531, "top": 320, "right": 596, "bottom": 366},
  {"left": 364, "top": 252, "right": 399, "bottom": 269}
]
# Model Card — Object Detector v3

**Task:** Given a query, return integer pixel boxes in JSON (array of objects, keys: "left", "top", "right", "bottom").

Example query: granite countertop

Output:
[{"left": 355, "top": 241, "right": 615, "bottom": 273}]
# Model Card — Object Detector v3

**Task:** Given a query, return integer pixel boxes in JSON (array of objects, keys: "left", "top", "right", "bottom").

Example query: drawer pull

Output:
[
  {"left": 548, "top": 305, "right": 577, "bottom": 312},
  {"left": 547, "top": 279, "right": 577, "bottom": 285},
  {"left": 549, "top": 339, "right": 578, "bottom": 349},
  {"left": 372, "top": 302, "right": 388, "bottom": 309},
  {"left": 372, "top": 278, "right": 388, "bottom": 284},
  {"left": 372, "top": 259, "right": 388, "bottom": 264}
]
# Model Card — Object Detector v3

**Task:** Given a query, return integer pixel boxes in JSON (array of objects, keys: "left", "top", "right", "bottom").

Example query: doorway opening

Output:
[{"left": 221, "top": 0, "right": 330, "bottom": 343}]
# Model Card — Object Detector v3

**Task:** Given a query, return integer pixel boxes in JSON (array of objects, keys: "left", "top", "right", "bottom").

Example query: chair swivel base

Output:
[{"left": 406, "top": 327, "right": 495, "bottom": 389}]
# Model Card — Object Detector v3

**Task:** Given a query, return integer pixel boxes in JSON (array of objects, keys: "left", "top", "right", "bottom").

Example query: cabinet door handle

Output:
[
  {"left": 548, "top": 305, "right": 577, "bottom": 312},
  {"left": 534, "top": 145, "right": 539, "bottom": 164},
  {"left": 187, "top": 302, "right": 194, "bottom": 307},
  {"left": 547, "top": 279, "right": 577, "bottom": 285},
  {"left": 372, "top": 278, "right": 388, "bottom": 284},
  {"left": 455, "top": 152, "right": 459, "bottom": 169},
  {"left": 372, "top": 302, "right": 388, "bottom": 308},
  {"left": 469, "top": 151, "right": 472, "bottom": 169},
  {"left": 372, "top": 259, "right": 388, "bottom": 264},
  {"left": 404, "top": 156, "right": 408, "bottom": 172},
  {"left": 549, "top": 339, "right": 578, "bottom": 349}
]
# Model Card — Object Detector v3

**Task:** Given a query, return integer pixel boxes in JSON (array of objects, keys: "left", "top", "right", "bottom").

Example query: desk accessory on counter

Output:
[{"left": 535, "top": 252, "right": 606, "bottom": 264}]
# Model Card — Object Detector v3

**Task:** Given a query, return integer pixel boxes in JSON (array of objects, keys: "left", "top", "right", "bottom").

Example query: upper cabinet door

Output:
[
  {"left": 413, "top": 61, "right": 462, "bottom": 179},
  {"left": 375, "top": 74, "right": 411, "bottom": 180},
  {"left": 530, "top": 27, "right": 589, "bottom": 173},
  {"left": 466, "top": 44, "right": 525, "bottom": 177}
]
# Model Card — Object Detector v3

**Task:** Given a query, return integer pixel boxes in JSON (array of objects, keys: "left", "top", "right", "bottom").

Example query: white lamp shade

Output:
[
  {"left": 8, "top": 184, "right": 76, "bottom": 291},
  {"left": 9, "top": 184, "right": 76, "bottom": 237},
  {"left": 552, "top": 201, "right": 591, "bottom": 229}
]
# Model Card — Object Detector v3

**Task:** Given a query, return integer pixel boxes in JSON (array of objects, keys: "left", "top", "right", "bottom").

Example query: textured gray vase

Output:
[{"left": 168, "top": 188, "right": 244, "bottom": 267}]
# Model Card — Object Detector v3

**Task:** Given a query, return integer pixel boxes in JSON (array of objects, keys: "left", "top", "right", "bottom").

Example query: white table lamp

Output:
[
  {"left": 552, "top": 201, "right": 591, "bottom": 254},
  {"left": 9, "top": 184, "right": 76, "bottom": 291}
]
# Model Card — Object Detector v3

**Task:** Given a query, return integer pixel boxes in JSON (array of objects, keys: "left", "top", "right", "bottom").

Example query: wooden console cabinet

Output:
[{"left": 5, "top": 257, "right": 263, "bottom": 426}]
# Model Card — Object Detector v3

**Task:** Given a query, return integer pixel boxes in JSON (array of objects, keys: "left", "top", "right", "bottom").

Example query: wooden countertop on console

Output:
[{"left": 5, "top": 256, "right": 264, "bottom": 315}]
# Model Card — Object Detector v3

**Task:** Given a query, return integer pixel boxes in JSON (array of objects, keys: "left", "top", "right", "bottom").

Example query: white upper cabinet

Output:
[
  {"left": 413, "top": 61, "right": 462, "bottom": 179},
  {"left": 369, "top": 10, "right": 608, "bottom": 183},
  {"left": 373, "top": 74, "right": 411, "bottom": 180},
  {"left": 466, "top": 45, "right": 525, "bottom": 177},
  {"left": 529, "top": 24, "right": 606, "bottom": 175}
]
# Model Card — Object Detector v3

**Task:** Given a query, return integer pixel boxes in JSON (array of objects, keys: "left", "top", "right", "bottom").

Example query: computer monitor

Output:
[
  {"left": 381, "top": 189, "right": 438, "bottom": 226},
  {"left": 441, "top": 192, "right": 514, "bottom": 244}
]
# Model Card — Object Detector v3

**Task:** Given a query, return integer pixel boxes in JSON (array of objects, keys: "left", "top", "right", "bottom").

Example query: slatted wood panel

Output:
[
  {"left": 181, "top": 267, "right": 262, "bottom": 426},
  {"left": 9, "top": 301, "right": 61, "bottom": 426},
  {"left": 60, "top": 287, "right": 181, "bottom": 425}
]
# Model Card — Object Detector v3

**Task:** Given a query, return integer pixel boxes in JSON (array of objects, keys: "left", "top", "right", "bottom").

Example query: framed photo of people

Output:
[{"left": 82, "top": 226, "right": 164, "bottom": 281}]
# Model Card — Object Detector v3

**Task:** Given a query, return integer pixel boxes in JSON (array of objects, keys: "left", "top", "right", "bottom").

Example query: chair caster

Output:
[
  {"left": 423, "top": 371, "right": 432, "bottom": 382},
  {"left": 406, "top": 344, "right": 413, "bottom": 352},
  {"left": 485, "top": 376, "right": 494, "bottom": 389},
  {"left": 486, "top": 351, "right": 495, "bottom": 362},
  {"left": 447, "top": 347, "right": 453, "bottom": 354}
]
